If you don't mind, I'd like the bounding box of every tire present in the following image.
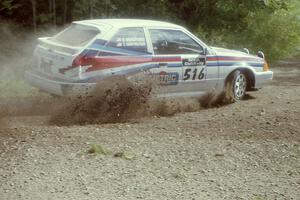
[225,70,247,102]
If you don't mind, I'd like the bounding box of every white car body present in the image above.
[25,19,273,98]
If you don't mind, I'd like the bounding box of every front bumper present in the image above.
[24,70,96,96]
[254,71,273,89]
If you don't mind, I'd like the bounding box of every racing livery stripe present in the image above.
[152,56,181,62]
[61,54,263,74]
[207,56,264,62]
[215,62,263,67]
[60,55,182,74]
[85,56,181,72]
[76,63,158,83]
[206,56,264,68]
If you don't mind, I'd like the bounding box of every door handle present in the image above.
[158,63,168,67]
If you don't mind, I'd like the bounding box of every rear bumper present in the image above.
[24,70,96,96]
[254,71,273,89]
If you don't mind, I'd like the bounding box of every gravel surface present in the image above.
[0,66,299,200]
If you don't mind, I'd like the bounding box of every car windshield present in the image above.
[50,24,100,47]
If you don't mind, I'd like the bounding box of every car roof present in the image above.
[75,19,183,29]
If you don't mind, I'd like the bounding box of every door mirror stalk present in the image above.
[202,47,208,56]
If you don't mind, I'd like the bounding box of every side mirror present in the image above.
[201,47,208,56]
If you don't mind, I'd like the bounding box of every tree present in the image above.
[29,0,37,33]
[0,0,20,15]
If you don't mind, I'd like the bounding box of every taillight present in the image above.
[72,50,98,67]
[72,56,83,67]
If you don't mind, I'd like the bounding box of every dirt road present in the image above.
[0,66,299,200]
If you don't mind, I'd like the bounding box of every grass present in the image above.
[87,144,108,155]
[86,144,135,160]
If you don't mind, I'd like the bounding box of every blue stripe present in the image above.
[217,62,263,68]
[207,62,218,67]
[248,63,264,68]
[166,61,263,68]
[89,43,151,56]
[167,63,182,68]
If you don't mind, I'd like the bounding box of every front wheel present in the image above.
[225,70,247,102]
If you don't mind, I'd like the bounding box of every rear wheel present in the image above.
[225,70,247,102]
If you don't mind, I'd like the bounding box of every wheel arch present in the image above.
[224,66,256,91]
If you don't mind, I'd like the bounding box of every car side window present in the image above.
[149,29,204,55]
[106,28,148,54]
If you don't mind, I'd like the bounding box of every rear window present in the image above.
[107,28,148,54]
[50,24,100,46]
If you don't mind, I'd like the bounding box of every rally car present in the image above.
[25,19,273,100]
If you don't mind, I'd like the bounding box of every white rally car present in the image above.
[25,19,273,100]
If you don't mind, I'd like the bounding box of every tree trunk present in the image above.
[48,0,52,23]
[53,0,56,27]
[90,0,94,19]
[30,0,37,33]
[63,0,68,24]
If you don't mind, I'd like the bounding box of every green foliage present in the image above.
[193,0,300,63]
[87,144,108,155]
[72,0,172,20]
[86,145,135,160]
[242,10,300,62]
[38,13,52,23]
[0,0,20,15]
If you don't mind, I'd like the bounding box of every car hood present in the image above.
[210,46,263,61]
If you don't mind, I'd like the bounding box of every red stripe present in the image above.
[86,56,151,72]
[207,57,218,61]
[85,56,181,72]
[61,55,261,74]
[152,56,181,62]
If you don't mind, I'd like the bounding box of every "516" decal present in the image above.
[183,68,205,80]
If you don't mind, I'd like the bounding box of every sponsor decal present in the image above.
[143,69,154,75]
[158,71,179,85]
[182,57,206,66]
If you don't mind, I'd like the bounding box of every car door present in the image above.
[147,28,207,97]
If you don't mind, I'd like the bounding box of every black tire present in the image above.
[224,70,247,102]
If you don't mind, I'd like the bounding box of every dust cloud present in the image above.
[0,21,56,128]
[0,22,35,74]
[0,21,60,99]
[49,76,229,125]
[49,76,152,125]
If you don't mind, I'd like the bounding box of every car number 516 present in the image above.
[183,68,205,80]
